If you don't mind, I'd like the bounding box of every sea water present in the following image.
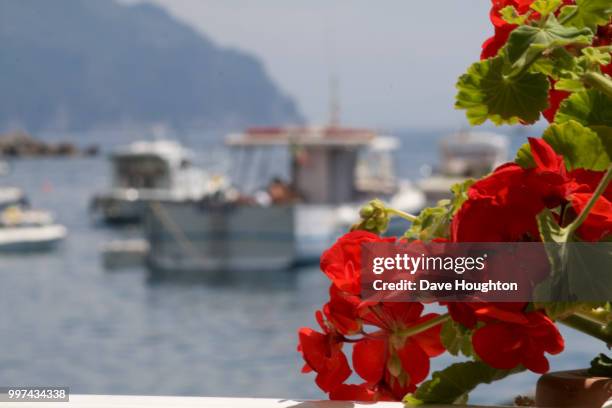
[0,129,607,404]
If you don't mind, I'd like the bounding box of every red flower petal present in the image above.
[528,137,564,173]
[397,340,430,385]
[315,351,352,393]
[569,192,612,241]
[352,338,387,383]
[410,314,445,357]
[329,383,377,401]
[472,323,522,370]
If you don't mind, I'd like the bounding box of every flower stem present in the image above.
[398,313,450,338]
[561,313,612,345]
[567,164,612,236]
[387,208,417,222]
[558,6,578,25]
[583,72,612,99]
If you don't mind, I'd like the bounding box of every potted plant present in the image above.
[297,0,612,406]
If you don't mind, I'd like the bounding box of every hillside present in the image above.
[0,0,303,132]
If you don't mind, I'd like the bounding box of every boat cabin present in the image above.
[110,140,192,191]
[438,131,508,178]
[225,126,398,205]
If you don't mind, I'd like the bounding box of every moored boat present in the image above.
[0,206,66,252]
[418,131,509,206]
[143,126,425,277]
[91,139,221,224]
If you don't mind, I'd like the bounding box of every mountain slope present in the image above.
[0,0,302,132]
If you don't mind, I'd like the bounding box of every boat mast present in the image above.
[328,75,340,126]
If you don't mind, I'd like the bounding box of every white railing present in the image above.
[1,394,511,407]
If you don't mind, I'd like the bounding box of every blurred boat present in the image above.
[143,126,425,276]
[0,161,9,176]
[101,239,149,270]
[91,140,221,224]
[0,186,28,210]
[0,205,66,252]
[417,131,509,206]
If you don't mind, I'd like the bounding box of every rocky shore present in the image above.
[0,131,99,158]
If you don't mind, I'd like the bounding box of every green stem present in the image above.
[558,6,578,25]
[567,165,612,236]
[583,72,612,99]
[398,313,450,338]
[506,50,544,80]
[580,308,611,324]
[387,208,417,222]
[561,313,612,344]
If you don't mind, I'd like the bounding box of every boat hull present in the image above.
[143,202,341,277]
[0,225,67,252]
[91,190,198,224]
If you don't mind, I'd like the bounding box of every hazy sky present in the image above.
[135,1,493,129]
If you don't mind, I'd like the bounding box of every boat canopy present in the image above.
[225,126,377,147]
[111,140,192,169]
[110,140,193,190]
[438,131,508,177]
[227,126,399,204]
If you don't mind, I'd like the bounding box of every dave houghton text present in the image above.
[370,254,518,294]
[371,279,519,293]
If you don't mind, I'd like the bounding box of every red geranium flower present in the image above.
[542,81,571,122]
[452,138,612,242]
[472,310,564,373]
[297,311,351,392]
[329,383,395,402]
[323,285,362,335]
[445,302,529,329]
[334,302,444,401]
[320,230,395,295]
[480,0,536,59]
[594,22,612,76]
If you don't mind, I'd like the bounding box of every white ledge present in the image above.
[0,394,511,408]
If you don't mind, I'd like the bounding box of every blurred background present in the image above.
[0,0,607,405]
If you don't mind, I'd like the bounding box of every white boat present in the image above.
[418,131,509,206]
[91,140,221,224]
[143,126,425,277]
[0,206,66,252]
[0,186,28,210]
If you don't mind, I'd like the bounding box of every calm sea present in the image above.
[0,129,606,404]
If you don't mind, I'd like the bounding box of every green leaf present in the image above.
[449,179,474,215]
[555,90,612,158]
[404,180,474,241]
[455,55,550,125]
[556,89,612,135]
[440,319,474,357]
[500,5,529,24]
[558,0,612,31]
[515,142,536,168]
[405,361,524,405]
[505,14,592,77]
[581,47,612,68]
[530,47,576,79]
[538,207,570,243]
[543,121,610,170]
[515,121,610,170]
[531,0,563,16]
[404,206,450,241]
[535,208,612,303]
[555,78,586,92]
[588,353,612,377]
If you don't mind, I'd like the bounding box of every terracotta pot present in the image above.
[536,369,612,408]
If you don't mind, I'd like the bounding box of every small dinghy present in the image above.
[0,206,67,252]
